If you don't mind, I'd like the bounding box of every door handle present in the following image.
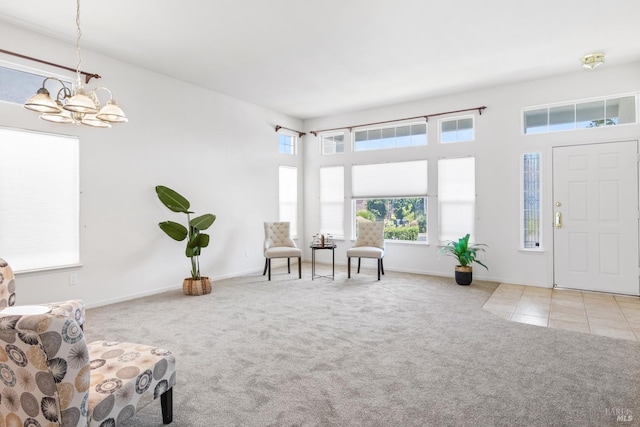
[555,211,562,228]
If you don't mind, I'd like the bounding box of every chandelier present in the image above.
[23,0,127,128]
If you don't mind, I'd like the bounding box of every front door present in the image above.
[552,141,639,295]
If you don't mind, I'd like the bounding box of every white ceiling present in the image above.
[1,0,639,120]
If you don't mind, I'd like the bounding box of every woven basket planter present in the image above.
[454,266,473,286]
[182,277,212,296]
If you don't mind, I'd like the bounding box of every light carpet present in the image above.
[83,266,640,426]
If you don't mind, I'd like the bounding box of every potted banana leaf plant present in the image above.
[439,234,488,285]
[156,185,216,295]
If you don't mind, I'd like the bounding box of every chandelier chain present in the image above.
[75,0,83,87]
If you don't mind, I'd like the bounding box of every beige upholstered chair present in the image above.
[263,222,302,280]
[0,312,176,426]
[347,221,386,280]
[0,257,86,328]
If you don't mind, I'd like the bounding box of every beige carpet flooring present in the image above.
[83,265,640,426]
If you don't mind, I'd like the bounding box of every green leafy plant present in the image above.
[156,185,216,280]
[439,233,488,269]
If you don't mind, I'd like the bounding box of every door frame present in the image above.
[550,139,640,295]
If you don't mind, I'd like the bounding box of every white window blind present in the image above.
[352,160,428,198]
[278,166,298,237]
[438,157,475,243]
[320,166,344,238]
[0,128,79,272]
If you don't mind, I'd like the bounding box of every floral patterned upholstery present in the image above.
[0,258,16,308]
[263,222,302,280]
[0,312,175,426]
[0,258,86,328]
[47,300,86,329]
[347,221,386,280]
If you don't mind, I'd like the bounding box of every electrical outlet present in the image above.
[69,273,78,286]
[244,249,249,258]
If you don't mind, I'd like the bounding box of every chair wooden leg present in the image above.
[288,258,291,274]
[298,257,301,278]
[263,258,268,276]
[357,258,361,273]
[348,257,351,278]
[381,259,385,275]
[161,388,173,424]
[377,259,381,280]
[268,259,271,281]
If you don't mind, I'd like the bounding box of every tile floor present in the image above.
[483,283,640,342]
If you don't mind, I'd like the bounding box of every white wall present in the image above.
[2,22,639,304]
[303,61,640,287]
[0,23,303,307]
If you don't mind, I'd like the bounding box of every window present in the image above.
[320,166,344,238]
[354,122,427,151]
[440,116,474,143]
[0,127,79,272]
[0,65,71,105]
[352,161,428,242]
[278,132,297,155]
[523,95,637,134]
[522,153,541,249]
[321,133,345,155]
[438,157,475,243]
[278,166,298,237]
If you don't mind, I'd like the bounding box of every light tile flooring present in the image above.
[483,283,640,342]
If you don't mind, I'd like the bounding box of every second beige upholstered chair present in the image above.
[263,222,302,280]
[347,221,385,280]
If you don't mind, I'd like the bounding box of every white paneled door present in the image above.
[553,141,639,295]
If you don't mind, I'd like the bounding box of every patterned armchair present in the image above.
[263,222,302,280]
[0,312,176,426]
[0,258,86,328]
[347,221,386,280]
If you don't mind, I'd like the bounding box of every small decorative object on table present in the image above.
[310,233,337,280]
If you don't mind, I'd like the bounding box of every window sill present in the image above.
[14,263,83,276]
[518,248,545,253]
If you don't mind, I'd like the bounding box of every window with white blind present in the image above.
[278,166,298,237]
[0,127,79,272]
[320,166,344,238]
[522,152,542,249]
[352,161,428,242]
[438,157,475,243]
